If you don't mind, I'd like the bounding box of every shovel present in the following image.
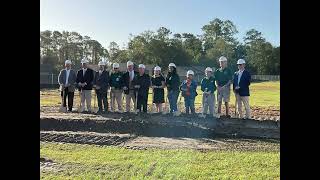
[77,89,83,113]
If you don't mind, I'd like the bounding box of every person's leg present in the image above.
[224,87,231,116]
[80,90,86,111]
[158,103,162,112]
[143,95,148,113]
[125,93,131,112]
[102,91,108,112]
[212,93,216,116]
[136,94,142,112]
[208,94,214,115]
[236,93,243,118]
[110,90,115,112]
[190,97,195,114]
[202,94,208,114]
[115,90,123,112]
[168,91,173,113]
[217,90,222,114]
[68,90,74,111]
[86,90,92,112]
[96,90,102,112]
[241,96,250,119]
[61,89,67,107]
[173,91,179,112]
[185,97,189,114]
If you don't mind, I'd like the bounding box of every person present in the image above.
[200,67,217,118]
[109,63,124,112]
[93,60,110,114]
[122,61,138,112]
[76,58,94,112]
[214,56,233,118]
[133,64,151,113]
[233,59,251,119]
[165,63,180,115]
[180,70,198,114]
[151,66,165,113]
[58,60,77,112]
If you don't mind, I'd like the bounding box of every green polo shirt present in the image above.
[214,67,232,86]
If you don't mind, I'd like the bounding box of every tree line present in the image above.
[40,18,279,75]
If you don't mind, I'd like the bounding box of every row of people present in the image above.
[58,56,251,118]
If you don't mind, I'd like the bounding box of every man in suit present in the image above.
[233,59,251,119]
[134,64,151,113]
[76,58,94,112]
[122,61,138,112]
[58,60,77,112]
[93,60,110,114]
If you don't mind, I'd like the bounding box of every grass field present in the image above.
[41,142,280,179]
[40,81,280,109]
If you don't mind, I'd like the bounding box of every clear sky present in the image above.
[40,0,280,49]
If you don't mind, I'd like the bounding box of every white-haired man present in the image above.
[109,63,124,112]
[133,64,151,113]
[93,60,110,114]
[122,61,138,112]
[200,67,217,117]
[76,58,94,112]
[233,59,251,119]
[214,56,233,118]
[58,60,77,112]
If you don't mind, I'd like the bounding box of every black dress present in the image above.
[151,75,165,103]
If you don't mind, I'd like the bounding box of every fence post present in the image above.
[51,74,54,85]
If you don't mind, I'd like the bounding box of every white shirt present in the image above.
[99,70,103,75]
[82,68,87,76]
[237,69,244,85]
[65,69,70,85]
[129,70,134,81]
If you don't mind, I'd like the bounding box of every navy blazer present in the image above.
[94,70,110,92]
[233,69,251,96]
[76,68,94,90]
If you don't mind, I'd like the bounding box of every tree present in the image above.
[201,18,238,50]
[244,29,266,45]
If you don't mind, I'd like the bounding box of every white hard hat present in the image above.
[205,67,213,72]
[81,58,89,64]
[127,61,134,66]
[168,63,176,68]
[113,63,120,68]
[237,59,246,65]
[98,61,105,66]
[219,56,227,62]
[138,64,145,69]
[154,66,161,71]
[186,70,194,76]
[65,60,72,65]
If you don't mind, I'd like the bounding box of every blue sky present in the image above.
[40,0,280,49]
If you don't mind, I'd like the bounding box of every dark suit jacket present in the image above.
[76,68,94,90]
[94,70,110,93]
[233,69,251,96]
[133,73,151,98]
[122,70,138,94]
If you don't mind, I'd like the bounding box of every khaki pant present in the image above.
[235,93,250,118]
[202,93,216,116]
[110,89,123,112]
[125,91,136,112]
[80,90,92,111]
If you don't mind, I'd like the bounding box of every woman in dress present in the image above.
[151,66,165,113]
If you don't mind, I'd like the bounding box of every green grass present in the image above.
[41,81,280,109]
[41,142,280,179]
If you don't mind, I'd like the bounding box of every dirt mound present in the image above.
[40,112,279,139]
